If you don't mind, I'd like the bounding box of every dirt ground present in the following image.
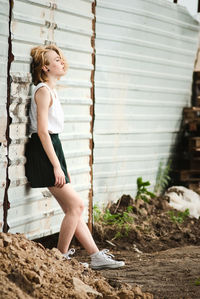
[1,193,200,298]
[78,194,200,298]
[0,232,153,299]
[77,245,200,299]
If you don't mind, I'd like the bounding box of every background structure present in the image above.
[0,0,199,239]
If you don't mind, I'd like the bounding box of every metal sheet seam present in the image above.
[95,81,191,95]
[145,0,197,17]
[100,84,192,96]
[19,0,51,8]
[57,4,93,19]
[94,153,174,162]
[96,16,197,43]
[60,98,92,105]
[58,41,93,54]
[3,0,13,233]
[95,49,192,69]
[96,33,196,56]
[145,0,188,12]
[60,133,91,140]
[97,1,199,31]
[95,140,177,147]
[94,129,182,134]
[96,66,191,81]
[95,114,182,121]
[95,98,189,107]
[88,0,96,231]
[82,0,94,3]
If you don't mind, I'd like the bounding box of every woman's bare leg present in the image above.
[74,217,98,254]
[48,183,98,255]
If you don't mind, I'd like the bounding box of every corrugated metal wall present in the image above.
[6,0,94,239]
[0,0,9,230]
[52,0,94,225]
[93,0,200,206]
[2,0,200,236]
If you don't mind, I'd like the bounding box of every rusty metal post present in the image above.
[174,0,178,3]
[198,0,200,12]
[88,0,96,232]
[3,0,14,232]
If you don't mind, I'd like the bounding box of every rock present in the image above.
[140,208,148,217]
[0,238,4,247]
[170,233,182,241]
[133,244,143,254]
[25,270,41,284]
[143,293,154,299]
[117,289,135,298]
[135,199,145,210]
[132,286,143,296]
[36,242,45,250]
[72,277,103,297]
[103,295,119,299]
[146,204,153,215]
[1,233,12,246]
[156,200,169,211]
[51,248,64,260]
[187,233,196,241]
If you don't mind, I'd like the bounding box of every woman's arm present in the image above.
[35,87,66,188]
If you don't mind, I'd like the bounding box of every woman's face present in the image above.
[44,50,65,78]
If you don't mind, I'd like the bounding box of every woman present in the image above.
[25,44,125,270]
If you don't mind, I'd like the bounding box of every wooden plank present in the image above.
[180,170,200,182]
[189,137,200,150]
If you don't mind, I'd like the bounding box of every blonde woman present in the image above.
[25,44,125,270]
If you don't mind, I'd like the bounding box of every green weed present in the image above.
[154,160,171,195]
[93,205,134,239]
[168,209,190,224]
[194,278,200,286]
[136,177,155,203]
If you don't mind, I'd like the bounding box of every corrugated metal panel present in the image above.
[7,0,94,239]
[53,0,94,223]
[8,0,53,239]
[93,0,200,207]
[0,0,9,231]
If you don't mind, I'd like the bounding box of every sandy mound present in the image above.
[0,232,153,299]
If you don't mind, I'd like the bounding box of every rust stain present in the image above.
[3,0,14,233]
[88,0,96,233]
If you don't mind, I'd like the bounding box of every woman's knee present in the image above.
[78,200,85,215]
[48,185,84,216]
[70,197,84,216]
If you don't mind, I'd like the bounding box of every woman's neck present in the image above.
[45,77,57,90]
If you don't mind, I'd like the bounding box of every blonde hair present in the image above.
[30,44,68,85]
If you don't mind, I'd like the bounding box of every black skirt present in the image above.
[25,133,70,188]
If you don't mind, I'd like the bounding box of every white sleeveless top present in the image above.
[29,82,64,135]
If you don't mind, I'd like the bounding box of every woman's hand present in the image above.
[54,166,66,188]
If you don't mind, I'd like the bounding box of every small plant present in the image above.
[136,177,155,203]
[93,204,102,222]
[154,160,171,195]
[168,208,190,224]
[194,278,200,286]
[93,204,134,239]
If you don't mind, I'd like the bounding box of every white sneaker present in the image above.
[63,248,89,268]
[90,249,125,270]
[63,248,76,260]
